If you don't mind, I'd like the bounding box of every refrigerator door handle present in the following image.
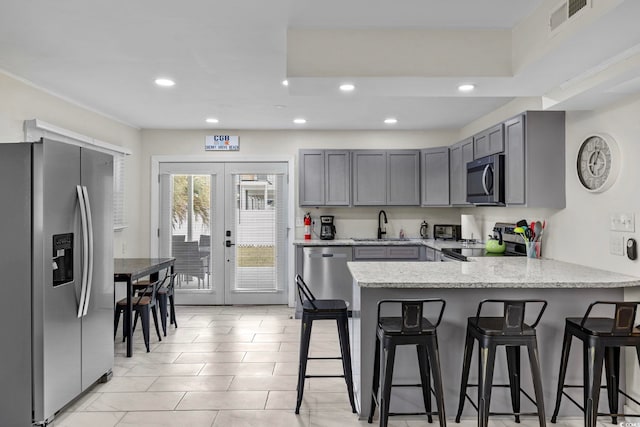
[81,186,94,317]
[76,185,89,318]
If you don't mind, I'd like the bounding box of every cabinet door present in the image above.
[299,150,325,206]
[421,147,450,206]
[387,246,420,259]
[449,138,473,206]
[505,115,525,205]
[387,150,420,205]
[461,138,474,204]
[352,151,387,205]
[474,123,504,159]
[325,150,351,206]
[353,246,387,259]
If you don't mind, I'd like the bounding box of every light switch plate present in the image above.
[610,233,624,256]
[295,217,304,227]
[610,212,635,232]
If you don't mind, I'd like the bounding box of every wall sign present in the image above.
[205,135,239,151]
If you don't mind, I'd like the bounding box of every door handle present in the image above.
[481,164,493,195]
[226,240,235,247]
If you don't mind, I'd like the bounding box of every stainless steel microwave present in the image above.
[466,154,505,205]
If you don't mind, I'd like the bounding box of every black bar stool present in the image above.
[294,274,356,414]
[367,299,447,427]
[550,301,640,427]
[455,299,547,427]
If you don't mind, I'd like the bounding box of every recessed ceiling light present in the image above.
[154,78,175,87]
[384,118,398,124]
[293,118,307,124]
[282,79,289,86]
[339,83,355,92]
[205,118,219,124]
[458,84,475,92]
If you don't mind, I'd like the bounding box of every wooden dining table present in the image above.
[114,257,175,357]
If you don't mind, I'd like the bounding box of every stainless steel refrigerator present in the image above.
[0,139,114,426]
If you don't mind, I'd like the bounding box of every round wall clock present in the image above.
[576,134,620,193]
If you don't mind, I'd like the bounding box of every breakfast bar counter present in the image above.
[347,258,640,420]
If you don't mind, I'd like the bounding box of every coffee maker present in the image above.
[320,216,336,240]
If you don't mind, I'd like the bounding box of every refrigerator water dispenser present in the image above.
[52,233,73,286]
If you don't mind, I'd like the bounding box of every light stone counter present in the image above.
[293,238,486,250]
[347,257,640,421]
[348,257,640,289]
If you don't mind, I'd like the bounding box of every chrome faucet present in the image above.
[377,210,388,239]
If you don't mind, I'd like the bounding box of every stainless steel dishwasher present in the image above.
[302,246,353,305]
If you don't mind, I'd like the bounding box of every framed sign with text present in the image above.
[205,135,239,151]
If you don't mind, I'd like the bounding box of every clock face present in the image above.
[576,135,618,192]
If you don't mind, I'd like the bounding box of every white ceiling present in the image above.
[1,0,640,130]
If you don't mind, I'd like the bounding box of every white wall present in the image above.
[0,71,144,257]
[140,128,463,251]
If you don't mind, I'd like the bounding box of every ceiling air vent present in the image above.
[549,0,590,33]
[568,0,588,18]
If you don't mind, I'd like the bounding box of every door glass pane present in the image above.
[230,173,285,292]
[170,174,211,290]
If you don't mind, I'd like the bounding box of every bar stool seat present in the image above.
[368,299,447,427]
[551,301,640,427]
[455,299,548,427]
[294,275,356,415]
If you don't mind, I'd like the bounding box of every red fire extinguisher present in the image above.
[304,213,312,240]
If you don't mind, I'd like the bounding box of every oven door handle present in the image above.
[481,164,492,195]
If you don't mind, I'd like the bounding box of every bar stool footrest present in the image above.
[304,374,345,379]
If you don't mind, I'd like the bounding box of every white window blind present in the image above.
[231,173,286,292]
[113,154,127,230]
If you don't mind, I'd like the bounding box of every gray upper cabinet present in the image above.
[299,149,350,206]
[474,123,504,159]
[298,150,324,206]
[449,138,474,206]
[504,111,565,208]
[352,150,387,205]
[387,150,420,205]
[421,147,450,206]
[353,150,420,206]
[325,150,351,205]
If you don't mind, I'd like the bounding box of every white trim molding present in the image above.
[24,119,132,156]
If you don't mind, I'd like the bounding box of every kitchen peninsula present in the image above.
[347,258,640,420]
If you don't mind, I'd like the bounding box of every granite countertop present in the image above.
[347,257,640,289]
[293,238,486,250]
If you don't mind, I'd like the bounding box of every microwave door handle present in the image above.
[481,164,491,195]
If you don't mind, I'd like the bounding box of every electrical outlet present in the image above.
[609,233,624,256]
[295,217,304,227]
[610,212,635,232]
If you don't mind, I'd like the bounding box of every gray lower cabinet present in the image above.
[353,245,421,260]
[449,138,474,206]
[299,149,350,206]
[353,150,420,206]
[421,147,449,206]
[504,111,565,208]
[474,123,504,159]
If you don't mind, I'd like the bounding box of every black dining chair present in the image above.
[114,278,163,352]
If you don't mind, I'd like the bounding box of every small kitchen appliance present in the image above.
[320,215,336,240]
[433,224,462,241]
[466,154,505,205]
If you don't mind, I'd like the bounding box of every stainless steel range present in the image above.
[441,222,526,261]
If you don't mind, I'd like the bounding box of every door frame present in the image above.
[150,155,296,307]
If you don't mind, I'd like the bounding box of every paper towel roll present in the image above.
[461,214,481,241]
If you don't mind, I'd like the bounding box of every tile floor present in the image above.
[52,305,629,427]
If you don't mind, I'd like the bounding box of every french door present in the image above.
[158,162,288,305]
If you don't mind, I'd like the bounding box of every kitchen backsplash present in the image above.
[296,206,464,240]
